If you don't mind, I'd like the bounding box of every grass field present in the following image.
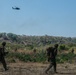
[0,44,76,75]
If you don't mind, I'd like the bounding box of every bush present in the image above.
[59,44,69,50]
[6,50,47,62]
[57,53,76,63]
[6,50,76,63]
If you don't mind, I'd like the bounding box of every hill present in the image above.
[0,33,76,46]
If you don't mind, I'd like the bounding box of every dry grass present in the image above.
[0,62,76,75]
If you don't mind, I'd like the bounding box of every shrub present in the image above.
[57,53,76,63]
[6,50,76,63]
[59,44,69,50]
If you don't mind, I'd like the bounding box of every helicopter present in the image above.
[12,7,20,10]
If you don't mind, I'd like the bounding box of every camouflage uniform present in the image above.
[0,42,8,71]
[45,44,58,73]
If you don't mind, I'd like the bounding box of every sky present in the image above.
[0,0,76,37]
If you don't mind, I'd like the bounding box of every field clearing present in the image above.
[0,63,76,75]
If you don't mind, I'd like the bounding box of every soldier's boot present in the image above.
[45,64,53,74]
[53,62,57,73]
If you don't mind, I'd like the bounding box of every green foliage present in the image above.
[7,33,18,42]
[26,45,34,50]
[57,53,76,63]
[1,32,76,64]
[1,32,76,46]
[59,45,65,50]
[59,44,69,50]
[32,51,46,62]
[6,43,25,51]
[6,50,76,63]
[6,50,47,63]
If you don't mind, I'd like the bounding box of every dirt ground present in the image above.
[0,62,76,75]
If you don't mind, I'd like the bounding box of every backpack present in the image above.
[46,47,53,56]
[0,47,3,56]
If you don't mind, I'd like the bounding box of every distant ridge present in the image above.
[0,32,76,46]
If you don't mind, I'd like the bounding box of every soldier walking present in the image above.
[0,42,8,71]
[45,44,59,74]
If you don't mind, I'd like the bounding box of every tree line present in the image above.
[0,33,76,46]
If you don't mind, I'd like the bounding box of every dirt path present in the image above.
[0,63,76,75]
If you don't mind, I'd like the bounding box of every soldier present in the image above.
[0,42,8,71]
[71,48,74,54]
[45,44,59,74]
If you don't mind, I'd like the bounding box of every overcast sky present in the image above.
[0,0,76,37]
